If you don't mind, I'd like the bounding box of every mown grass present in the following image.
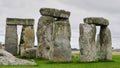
[0,55,120,68]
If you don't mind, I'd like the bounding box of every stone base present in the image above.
[21,48,37,58]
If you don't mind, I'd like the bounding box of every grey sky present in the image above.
[0,0,120,49]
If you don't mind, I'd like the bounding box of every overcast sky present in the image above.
[0,0,120,49]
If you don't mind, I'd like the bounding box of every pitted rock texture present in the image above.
[5,25,18,55]
[0,49,36,65]
[49,19,71,62]
[37,16,54,59]
[84,17,109,26]
[79,23,96,62]
[5,18,35,55]
[19,26,34,55]
[99,26,112,61]
[40,8,70,18]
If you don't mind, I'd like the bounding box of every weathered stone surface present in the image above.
[19,26,34,55]
[49,19,71,62]
[5,18,35,55]
[5,25,18,55]
[84,17,109,26]
[37,16,54,59]
[79,23,96,62]
[0,49,36,65]
[99,26,112,61]
[21,48,37,58]
[6,18,34,26]
[40,8,70,18]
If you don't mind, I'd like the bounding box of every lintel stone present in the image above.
[6,18,34,26]
[84,17,109,26]
[40,8,70,18]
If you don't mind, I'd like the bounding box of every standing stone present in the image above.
[5,25,18,55]
[37,16,54,59]
[5,18,34,55]
[20,26,34,55]
[99,26,112,61]
[79,23,96,62]
[49,19,71,62]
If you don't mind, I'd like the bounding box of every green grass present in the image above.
[0,55,120,68]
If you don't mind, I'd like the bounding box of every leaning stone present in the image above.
[84,17,109,26]
[49,19,71,62]
[37,16,54,59]
[79,23,96,62]
[40,8,70,18]
[19,26,34,55]
[99,26,112,61]
[21,48,37,58]
[0,49,36,65]
[5,25,18,55]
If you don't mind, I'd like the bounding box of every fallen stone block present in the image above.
[0,49,36,65]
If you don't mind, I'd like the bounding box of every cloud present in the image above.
[112,38,120,49]
[59,0,120,14]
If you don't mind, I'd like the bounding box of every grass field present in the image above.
[0,54,120,68]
